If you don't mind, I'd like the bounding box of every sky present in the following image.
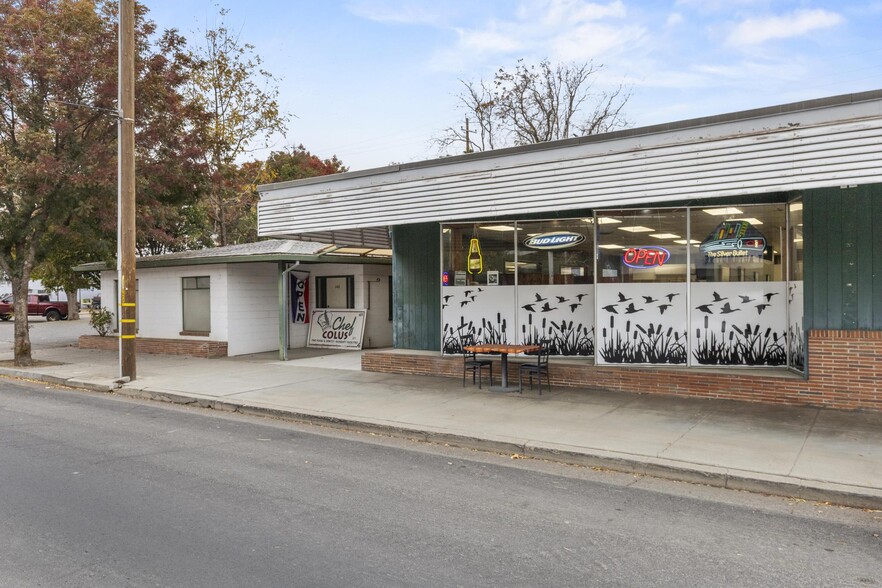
[143,0,882,171]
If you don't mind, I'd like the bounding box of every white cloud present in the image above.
[429,0,643,71]
[455,25,524,54]
[666,12,684,27]
[346,1,443,26]
[727,9,844,46]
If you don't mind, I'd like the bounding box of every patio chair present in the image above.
[519,339,550,395]
[461,334,493,388]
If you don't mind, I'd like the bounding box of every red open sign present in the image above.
[622,247,670,269]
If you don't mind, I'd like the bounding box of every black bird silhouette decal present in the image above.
[534,293,547,302]
[764,292,779,302]
[642,295,658,303]
[665,293,680,302]
[521,303,536,312]
[442,304,447,309]
[696,304,714,314]
[738,295,755,303]
[602,304,618,314]
[624,303,643,314]
[755,303,771,314]
[617,292,631,302]
[569,303,581,313]
[720,302,740,314]
[460,300,471,307]
[469,295,476,301]
[658,303,671,314]
[443,295,453,302]
[712,291,727,302]
[540,302,557,312]
[575,293,589,301]
[477,288,484,292]
[464,290,473,298]
[556,296,569,303]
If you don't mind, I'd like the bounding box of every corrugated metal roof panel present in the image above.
[258,108,882,237]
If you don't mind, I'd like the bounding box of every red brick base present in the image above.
[79,335,228,358]
[362,330,882,411]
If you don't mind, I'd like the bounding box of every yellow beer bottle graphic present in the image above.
[467,238,483,274]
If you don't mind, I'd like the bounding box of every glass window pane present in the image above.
[691,204,785,283]
[690,204,788,366]
[788,200,804,371]
[517,219,594,285]
[196,276,211,289]
[441,223,515,351]
[182,277,210,332]
[596,209,688,283]
[442,223,517,287]
[595,209,688,365]
[516,219,595,355]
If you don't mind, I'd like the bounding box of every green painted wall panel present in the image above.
[804,184,882,330]
[392,223,440,350]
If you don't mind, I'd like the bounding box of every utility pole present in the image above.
[118,0,137,380]
[464,117,473,154]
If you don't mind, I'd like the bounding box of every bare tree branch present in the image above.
[434,59,631,156]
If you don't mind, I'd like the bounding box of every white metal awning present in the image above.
[258,91,882,238]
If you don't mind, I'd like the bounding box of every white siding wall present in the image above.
[98,261,391,354]
[226,263,280,356]
[100,266,230,343]
[287,263,392,349]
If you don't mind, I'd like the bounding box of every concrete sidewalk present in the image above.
[2,345,881,509]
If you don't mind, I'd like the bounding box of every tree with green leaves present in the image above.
[187,8,289,246]
[0,0,207,365]
[228,146,347,243]
[435,59,631,154]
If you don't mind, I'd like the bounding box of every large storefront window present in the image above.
[517,219,595,355]
[440,204,801,369]
[595,209,689,364]
[441,224,516,352]
[690,204,788,366]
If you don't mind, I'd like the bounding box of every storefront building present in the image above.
[258,91,882,410]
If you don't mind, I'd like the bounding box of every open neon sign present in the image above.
[622,246,670,269]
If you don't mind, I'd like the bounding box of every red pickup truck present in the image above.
[0,294,71,321]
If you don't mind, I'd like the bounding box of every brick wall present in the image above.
[362,330,882,411]
[79,335,228,358]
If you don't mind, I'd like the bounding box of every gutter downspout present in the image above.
[279,261,300,361]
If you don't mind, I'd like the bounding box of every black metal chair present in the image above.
[519,339,550,395]
[461,335,493,388]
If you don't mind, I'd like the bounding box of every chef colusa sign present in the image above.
[307,309,367,349]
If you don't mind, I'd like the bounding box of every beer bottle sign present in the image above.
[467,238,483,274]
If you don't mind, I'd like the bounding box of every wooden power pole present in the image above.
[118,0,137,380]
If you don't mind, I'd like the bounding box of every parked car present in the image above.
[0,293,72,321]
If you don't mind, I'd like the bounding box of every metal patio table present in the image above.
[463,343,541,392]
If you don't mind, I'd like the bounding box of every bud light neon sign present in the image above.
[622,247,670,268]
[523,232,585,250]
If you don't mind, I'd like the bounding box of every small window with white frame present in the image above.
[182,276,210,334]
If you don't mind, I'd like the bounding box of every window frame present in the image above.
[181,275,211,336]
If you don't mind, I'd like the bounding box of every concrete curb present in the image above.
[4,370,882,510]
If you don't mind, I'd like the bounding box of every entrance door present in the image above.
[317,275,354,308]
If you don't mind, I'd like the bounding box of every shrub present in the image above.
[89,308,114,337]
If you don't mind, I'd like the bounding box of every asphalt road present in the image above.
[1,379,880,588]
